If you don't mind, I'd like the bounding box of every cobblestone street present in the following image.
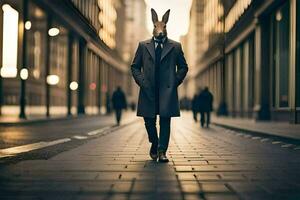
[1,113,299,200]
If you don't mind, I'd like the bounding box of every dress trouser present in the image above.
[200,111,210,127]
[115,109,122,124]
[144,116,171,152]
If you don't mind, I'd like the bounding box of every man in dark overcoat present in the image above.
[198,87,213,128]
[131,9,188,162]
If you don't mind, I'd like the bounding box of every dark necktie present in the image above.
[154,41,162,114]
[155,41,162,63]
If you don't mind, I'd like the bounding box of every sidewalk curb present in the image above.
[213,122,300,145]
[0,114,111,127]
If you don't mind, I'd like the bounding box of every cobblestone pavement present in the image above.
[1,114,300,200]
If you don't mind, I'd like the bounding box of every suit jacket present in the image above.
[131,38,188,117]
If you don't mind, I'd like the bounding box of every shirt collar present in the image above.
[153,37,167,48]
[153,37,167,44]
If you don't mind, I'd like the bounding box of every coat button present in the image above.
[167,85,170,88]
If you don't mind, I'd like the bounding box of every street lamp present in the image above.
[19,0,29,119]
[68,81,78,115]
[19,68,28,119]
[45,74,59,117]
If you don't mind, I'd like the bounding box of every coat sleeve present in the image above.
[131,42,144,87]
[175,43,188,86]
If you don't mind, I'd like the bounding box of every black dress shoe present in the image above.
[158,151,169,162]
[149,143,158,160]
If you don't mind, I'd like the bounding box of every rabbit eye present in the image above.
[154,25,157,28]
[164,25,166,28]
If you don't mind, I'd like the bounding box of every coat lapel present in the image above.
[160,39,174,61]
[145,40,155,61]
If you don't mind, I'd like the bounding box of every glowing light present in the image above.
[225,0,252,32]
[204,0,224,35]
[102,84,107,92]
[47,75,59,85]
[276,10,282,21]
[0,67,17,78]
[89,82,96,90]
[25,21,31,30]
[97,0,117,48]
[100,106,106,114]
[1,4,19,78]
[69,81,78,91]
[33,69,40,79]
[48,27,59,36]
[20,68,28,80]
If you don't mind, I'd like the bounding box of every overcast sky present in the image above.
[144,0,193,41]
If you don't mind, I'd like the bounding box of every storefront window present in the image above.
[71,40,79,114]
[26,2,47,80]
[26,2,47,107]
[85,50,99,114]
[272,2,290,108]
[49,21,68,109]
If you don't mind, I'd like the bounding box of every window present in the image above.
[271,2,290,108]
[26,3,47,80]
[248,34,255,110]
[234,48,242,113]
[225,53,234,112]
[25,2,48,107]
[48,21,68,110]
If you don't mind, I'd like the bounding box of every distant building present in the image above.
[180,0,205,99]
[0,0,130,117]
[194,0,299,123]
[122,0,149,104]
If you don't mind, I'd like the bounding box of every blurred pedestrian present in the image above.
[192,94,198,122]
[198,87,213,128]
[130,102,136,111]
[111,86,127,126]
[180,96,189,110]
[106,92,111,114]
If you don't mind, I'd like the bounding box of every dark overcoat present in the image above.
[198,90,213,112]
[111,89,127,110]
[131,38,188,118]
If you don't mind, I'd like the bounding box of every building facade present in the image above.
[0,0,130,118]
[180,0,205,99]
[122,0,148,105]
[196,0,299,123]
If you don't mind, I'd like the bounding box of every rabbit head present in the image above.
[151,8,170,40]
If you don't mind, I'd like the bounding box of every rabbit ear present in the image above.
[151,8,158,23]
[162,9,170,24]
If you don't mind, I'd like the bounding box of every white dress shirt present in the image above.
[154,37,166,49]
